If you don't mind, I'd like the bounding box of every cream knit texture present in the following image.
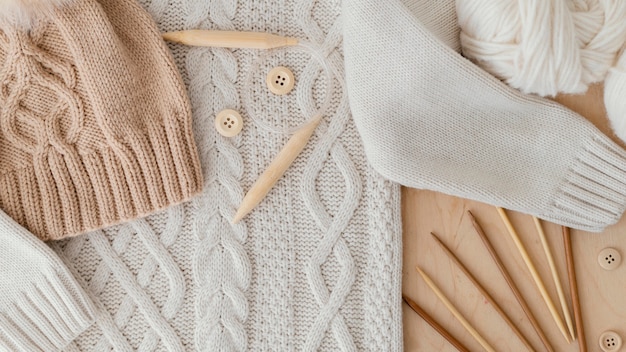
[0,211,96,351]
[7,0,626,351]
[345,0,626,232]
[47,0,404,351]
[456,0,626,97]
[0,0,203,241]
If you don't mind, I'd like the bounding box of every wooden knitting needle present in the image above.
[533,216,576,341]
[416,266,497,352]
[232,115,322,224]
[496,207,571,344]
[162,30,299,49]
[430,232,536,351]
[563,226,587,352]
[468,210,554,352]
[403,295,470,352]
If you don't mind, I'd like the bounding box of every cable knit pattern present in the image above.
[364,176,403,350]
[185,0,252,350]
[8,0,626,349]
[0,22,92,237]
[53,207,189,351]
[50,0,403,350]
[294,2,362,349]
[0,0,203,241]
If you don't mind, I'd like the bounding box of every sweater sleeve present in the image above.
[343,0,626,232]
[0,211,95,351]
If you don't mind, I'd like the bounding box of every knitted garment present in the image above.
[0,0,203,241]
[345,0,626,232]
[0,211,95,351]
[47,0,403,351]
[11,0,626,350]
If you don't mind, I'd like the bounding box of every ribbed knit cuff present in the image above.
[0,272,95,352]
[0,126,203,241]
[547,133,626,232]
[0,210,95,351]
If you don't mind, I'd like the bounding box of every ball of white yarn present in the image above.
[605,51,626,142]
[456,0,626,97]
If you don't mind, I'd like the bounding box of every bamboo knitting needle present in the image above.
[403,295,470,352]
[496,207,571,344]
[416,266,497,352]
[563,226,587,352]
[468,210,554,352]
[430,232,536,352]
[232,115,322,224]
[162,30,299,49]
[533,216,576,341]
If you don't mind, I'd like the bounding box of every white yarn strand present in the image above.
[605,52,626,141]
[457,0,626,97]
[457,0,626,144]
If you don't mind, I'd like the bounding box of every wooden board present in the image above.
[402,84,626,351]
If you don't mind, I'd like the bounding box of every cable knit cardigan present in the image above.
[5,0,626,351]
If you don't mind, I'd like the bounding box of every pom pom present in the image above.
[0,0,75,28]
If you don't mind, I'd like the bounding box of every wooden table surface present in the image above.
[402,84,626,351]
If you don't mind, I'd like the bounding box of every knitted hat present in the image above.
[0,0,203,240]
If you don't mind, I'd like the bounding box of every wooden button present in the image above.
[266,66,295,95]
[599,331,622,352]
[598,248,621,271]
[215,109,243,137]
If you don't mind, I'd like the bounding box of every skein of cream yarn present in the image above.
[457,0,626,141]
[457,0,626,97]
[605,48,626,142]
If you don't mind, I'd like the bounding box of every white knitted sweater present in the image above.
[6,0,626,351]
[52,0,403,351]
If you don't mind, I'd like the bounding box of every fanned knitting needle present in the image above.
[468,211,554,352]
[403,295,470,352]
[232,115,322,224]
[416,266,497,352]
[496,207,571,344]
[533,216,576,341]
[162,30,299,49]
[563,226,587,352]
[430,232,536,352]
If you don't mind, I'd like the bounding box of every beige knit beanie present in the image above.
[0,0,203,240]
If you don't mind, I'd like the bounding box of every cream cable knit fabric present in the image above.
[46,0,403,351]
[11,0,626,350]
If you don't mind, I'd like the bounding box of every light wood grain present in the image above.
[162,30,299,49]
[563,226,587,352]
[417,267,497,352]
[534,217,576,341]
[403,295,471,352]
[469,210,553,352]
[430,231,536,351]
[233,115,321,223]
[403,84,626,351]
[497,207,572,344]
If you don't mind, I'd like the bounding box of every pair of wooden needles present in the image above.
[163,30,320,222]
[405,209,586,352]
